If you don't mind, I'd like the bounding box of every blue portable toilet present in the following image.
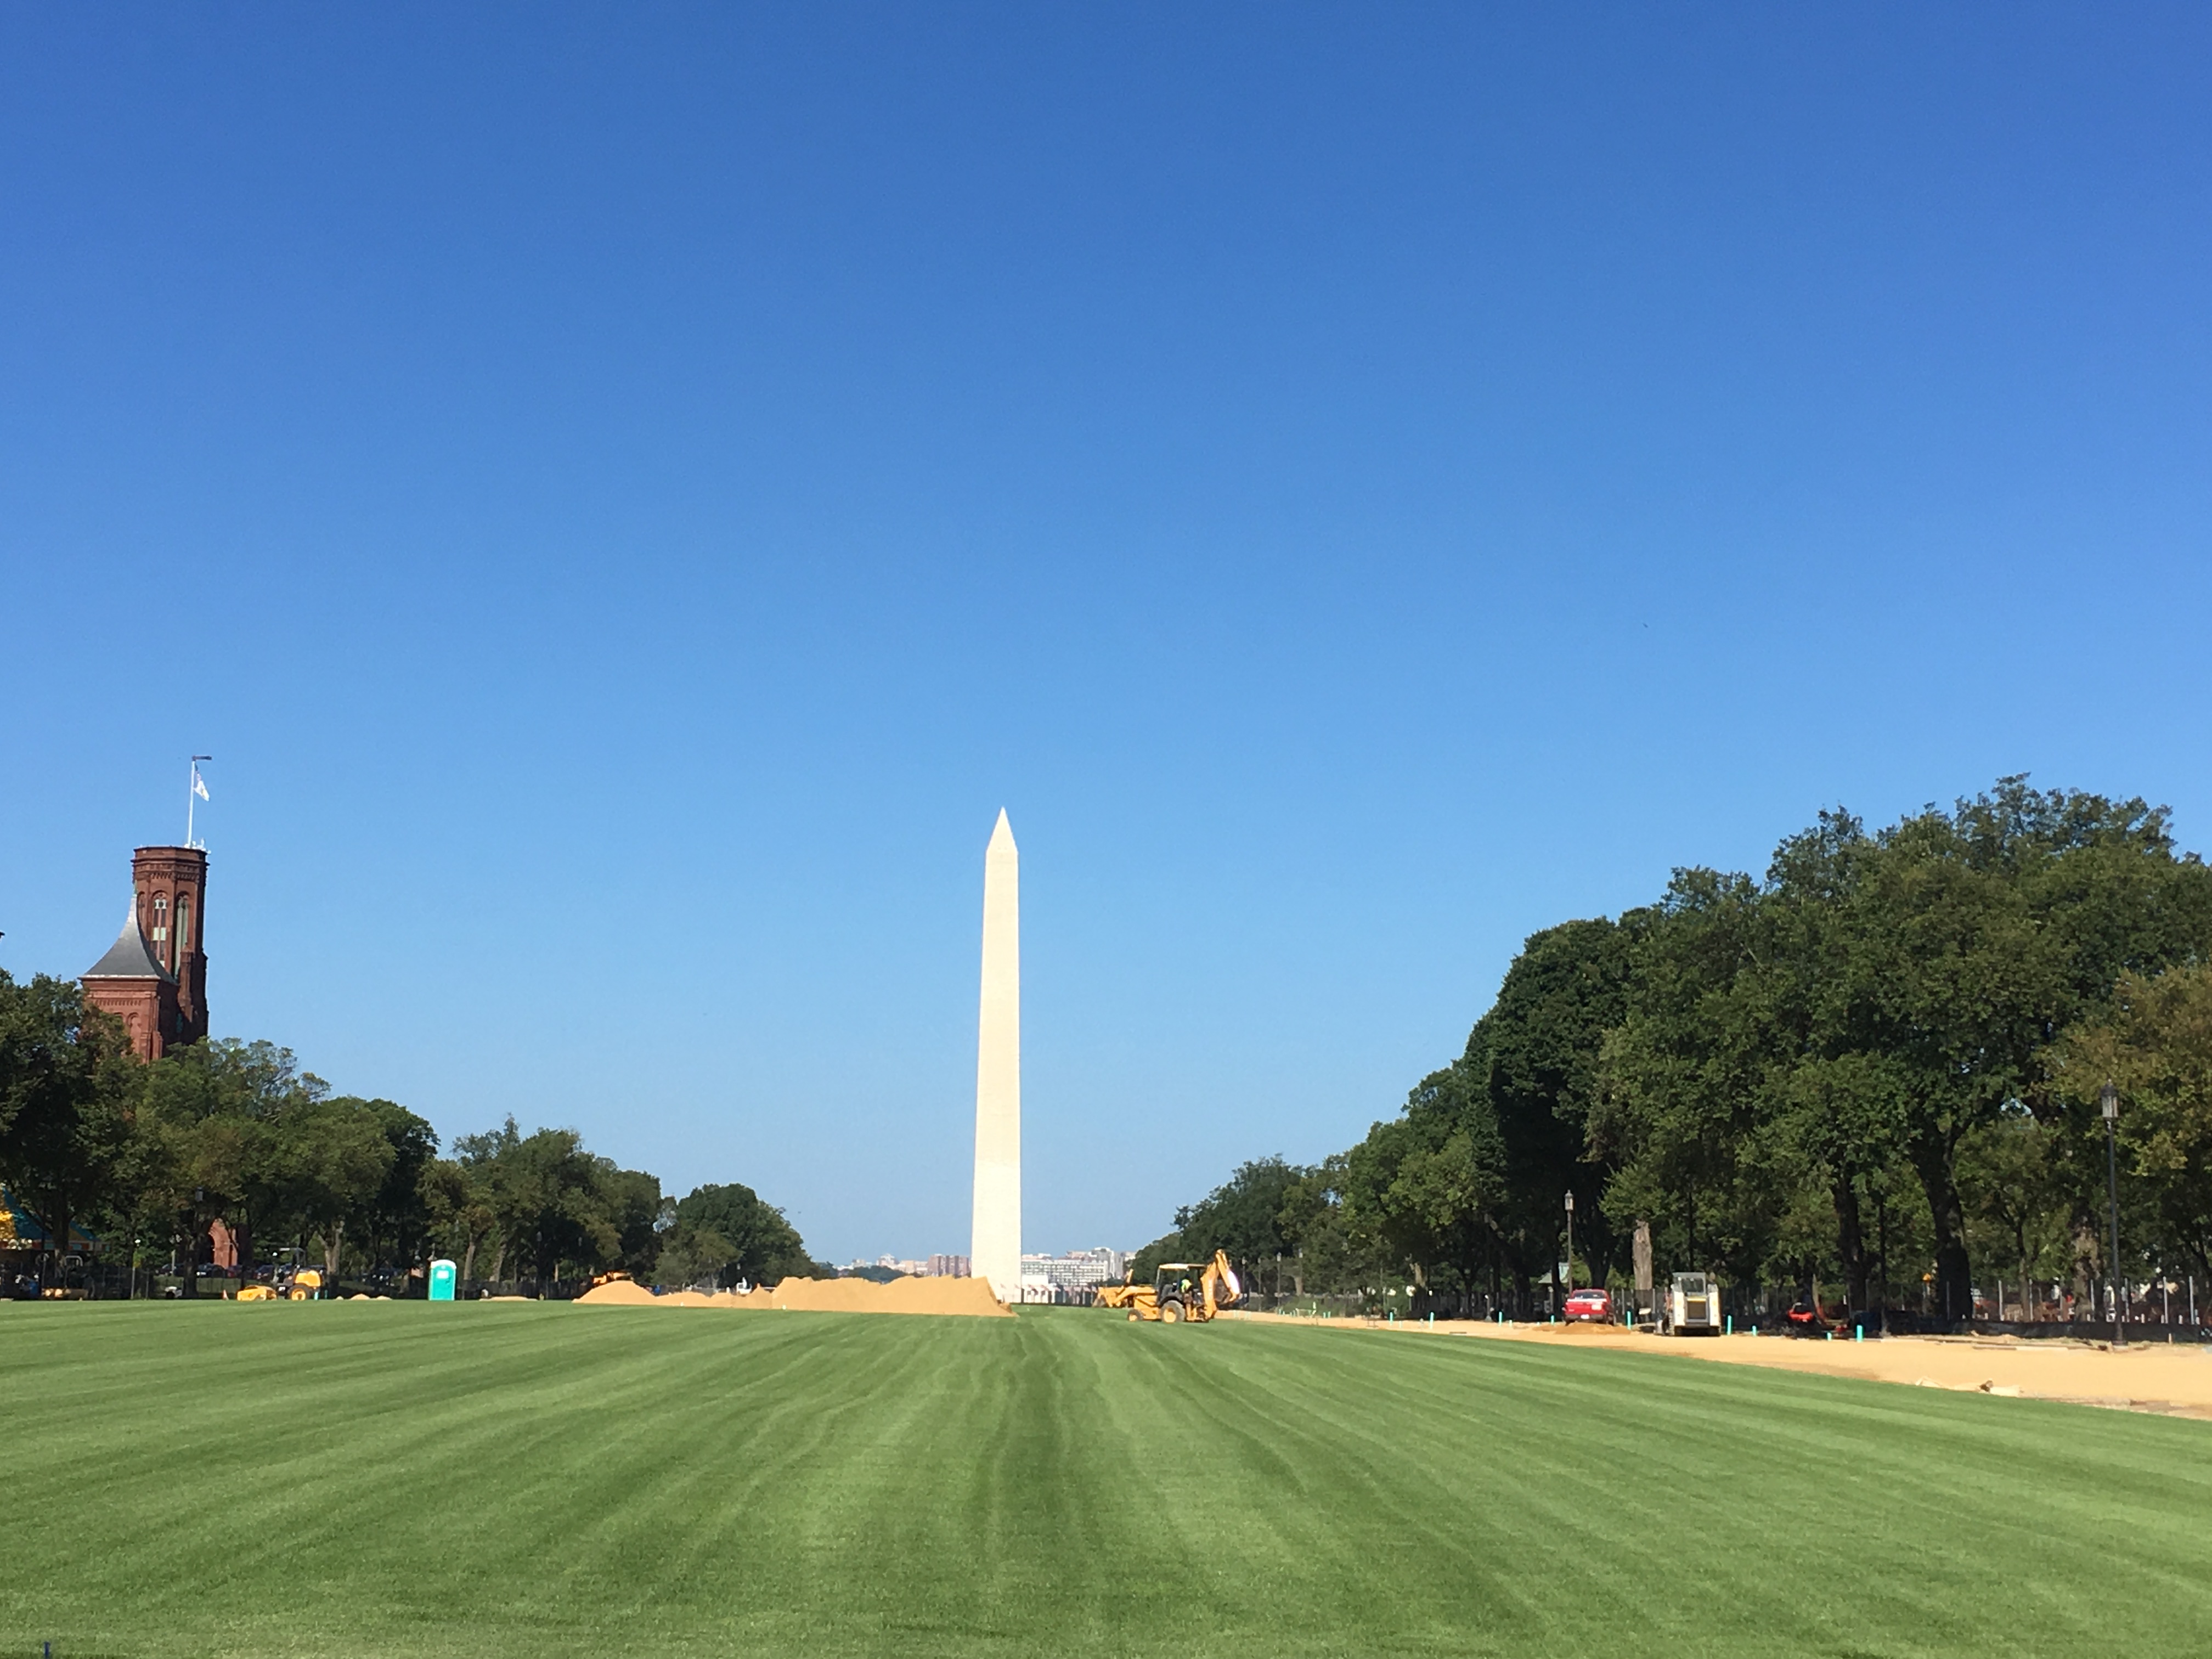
[428,1258,457,1301]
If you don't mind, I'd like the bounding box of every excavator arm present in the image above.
[1200,1251,1243,1318]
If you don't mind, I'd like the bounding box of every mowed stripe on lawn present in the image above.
[2,1303,2207,1658]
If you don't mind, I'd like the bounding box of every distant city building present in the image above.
[926,1254,970,1278]
[1023,1248,1130,1288]
[847,1255,931,1277]
[1017,1248,1132,1304]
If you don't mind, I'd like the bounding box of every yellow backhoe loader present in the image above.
[236,1248,324,1301]
[1101,1250,1243,1323]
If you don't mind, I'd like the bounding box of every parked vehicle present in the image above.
[1784,1298,1833,1338]
[1563,1288,1613,1323]
[1668,1272,1722,1335]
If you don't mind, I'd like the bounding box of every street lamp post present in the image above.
[1564,1190,1575,1299]
[185,1187,205,1301]
[2101,1082,2126,1349]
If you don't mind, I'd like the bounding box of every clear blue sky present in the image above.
[3,7,2208,1264]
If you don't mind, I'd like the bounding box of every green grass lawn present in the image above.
[3,1302,2208,1658]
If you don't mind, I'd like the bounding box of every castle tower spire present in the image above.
[82,891,178,1060]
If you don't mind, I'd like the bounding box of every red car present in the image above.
[1563,1288,1612,1323]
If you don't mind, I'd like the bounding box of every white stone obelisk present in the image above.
[969,809,1021,1303]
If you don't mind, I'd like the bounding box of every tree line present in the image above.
[0,980,819,1294]
[1141,780,2212,1325]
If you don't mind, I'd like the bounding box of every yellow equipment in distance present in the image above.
[1099,1250,1243,1323]
[236,1248,323,1301]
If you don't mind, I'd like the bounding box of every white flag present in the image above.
[192,771,210,801]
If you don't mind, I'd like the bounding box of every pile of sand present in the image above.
[573,1274,1009,1317]
[575,1278,660,1305]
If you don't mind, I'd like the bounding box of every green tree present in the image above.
[1839,782,2212,1317]
[1759,814,1908,1311]
[140,1038,330,1283]
[2054,964,2212,1285]
[1594,871,1779,1292]
[1955,1108,2070,1313]
[597,1164,667,1278]
[1272,1164,1353,1296]
[455,1119,617,1284]
[419,1155,495,1283]
[1596,783,2212,1321]
[1465,916,1640,1309]
[665,1181,812,1286]
[280,1098,399,1283]
[651,1226,734,1290]
[1170,1157,1309,1293]
[0,973,140,1282]
[1134,780,2212,1331]
[350,1099,438,1278]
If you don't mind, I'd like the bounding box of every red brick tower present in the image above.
[131,846,209,1043]
[80,847,209,1061]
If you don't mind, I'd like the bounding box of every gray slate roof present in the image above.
[83,898,173,981]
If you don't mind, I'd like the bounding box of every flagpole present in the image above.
[187,755,211,848]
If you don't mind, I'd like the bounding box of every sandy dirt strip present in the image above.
[1227,1311,2212,1420]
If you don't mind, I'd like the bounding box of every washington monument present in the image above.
[969,809,1021,1302]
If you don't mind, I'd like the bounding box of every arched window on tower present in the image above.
[152,895,170,969]
[176,897,193,962]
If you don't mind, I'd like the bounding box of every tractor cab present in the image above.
[1154,1264,1199,1322]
